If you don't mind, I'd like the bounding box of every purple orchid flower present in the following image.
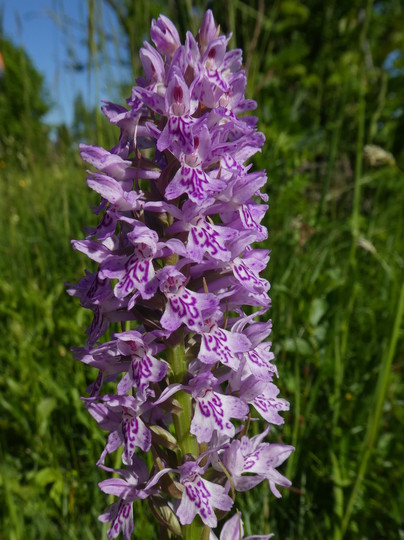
[86,394,152,464]
[209,512,273,540]
[189,373,249,443]
[99,459,171,539]
[158,266,219,333]
[177,461,233,528]
[68,9,293,539]
[221,429,294,497]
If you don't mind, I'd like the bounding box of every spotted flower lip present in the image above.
[189,376,250,443]
[220,430,294,497]
[69,9,292,539]
[86,394,152,464]
[177,461,233,528]
[158,266,219,332]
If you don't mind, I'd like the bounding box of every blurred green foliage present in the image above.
[0,34,50,168]
[0,1,403,539]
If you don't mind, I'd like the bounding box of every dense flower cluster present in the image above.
[68,10,293,539]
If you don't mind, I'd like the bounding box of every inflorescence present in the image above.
[68,10,293,539]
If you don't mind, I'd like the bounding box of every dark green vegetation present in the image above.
[1,1,403,538]
[0,34,49,169]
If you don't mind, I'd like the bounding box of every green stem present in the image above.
[284,348,300,488]
[351,81,365,244]
[166,339,205,540]
[341,282,404,537]
[317,81,348,222]
[331,451,343,540]
[166,339,198,457]
[350,0,374,264]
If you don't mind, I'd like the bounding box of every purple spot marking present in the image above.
[198,392,225,429]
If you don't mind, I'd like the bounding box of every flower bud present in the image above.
[150,14,181,56]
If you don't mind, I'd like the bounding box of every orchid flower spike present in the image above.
[68,9,293,540]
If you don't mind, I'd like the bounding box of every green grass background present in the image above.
[0,1,404,538]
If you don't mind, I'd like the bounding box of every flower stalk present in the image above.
[166,341,199,459]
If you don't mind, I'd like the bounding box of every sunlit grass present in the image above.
[1,143,403,538]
